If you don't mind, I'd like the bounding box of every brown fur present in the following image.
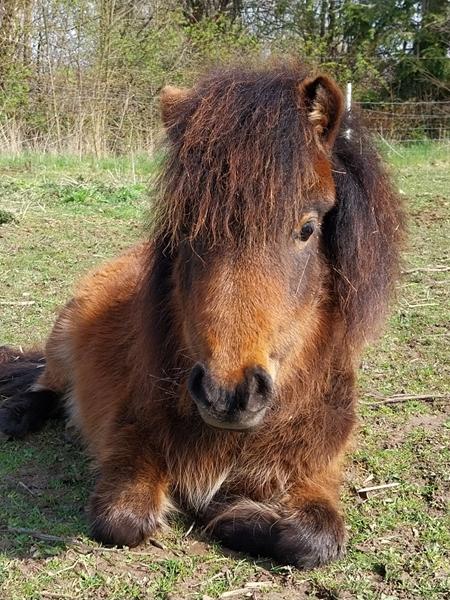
[0,61,405,569]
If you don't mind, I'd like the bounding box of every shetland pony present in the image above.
[0,63,404,570]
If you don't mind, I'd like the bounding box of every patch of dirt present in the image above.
[4,469,50,497]
[409,196,449,221]
[361,406,449,451]
[406,412,449,431]
[185,539,211,556]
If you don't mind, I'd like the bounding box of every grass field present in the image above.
[0,143,449,600]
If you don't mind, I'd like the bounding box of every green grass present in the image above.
[0,144,449,599]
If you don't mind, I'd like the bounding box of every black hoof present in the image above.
[273,503,346,570]
[0,390,61,439]
[209,501,345,570]
[0,397,39,438]
[89,495,159,548]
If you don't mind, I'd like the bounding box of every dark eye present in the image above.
[293,221,316,242]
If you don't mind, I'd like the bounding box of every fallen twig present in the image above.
[357,482,399,496]
[363,392,448,406]
[3,527,70,543]
[183,521,195,538]
[219,589,251,599]
[193,572,224,589]
[406,302,439,308]
[48,559,80,577]
[17,481,37,496]
[219,582,276,598]
[403,265,450,274]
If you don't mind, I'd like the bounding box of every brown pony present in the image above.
[0,62,404,570]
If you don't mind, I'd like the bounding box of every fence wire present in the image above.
[1,88,449,154]
[354,100,450,143]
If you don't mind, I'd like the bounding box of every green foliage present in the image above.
[0,1,448,154]
[46,181,143,205]
[0,63,31,118]
[185,14,260,65]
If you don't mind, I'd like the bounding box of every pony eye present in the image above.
[293,221,316,242]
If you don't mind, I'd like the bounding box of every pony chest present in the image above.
[167,444,234,512]
[166,437,300,510]
[227,448,299,500]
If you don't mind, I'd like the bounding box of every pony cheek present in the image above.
[179,310,202,362]
[180,305,215,365]
[266,356,281,385]
[271,303,320,377]
[174,277,207,361]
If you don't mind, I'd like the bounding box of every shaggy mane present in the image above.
[151,62,319,248]
[150,60,405,345]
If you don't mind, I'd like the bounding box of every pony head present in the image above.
[151,63,403,431]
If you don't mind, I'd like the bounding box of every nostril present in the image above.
[188,362,210,406]
[249,367,273,399]
[255,373,271,397]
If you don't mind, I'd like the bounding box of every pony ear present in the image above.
[299,75,344,148]
[160,85,190,129]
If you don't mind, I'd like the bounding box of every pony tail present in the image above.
[324,114,406,348]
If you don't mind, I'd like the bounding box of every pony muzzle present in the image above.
[188,362,273,431]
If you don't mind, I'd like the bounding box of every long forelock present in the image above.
[151,63,321,249]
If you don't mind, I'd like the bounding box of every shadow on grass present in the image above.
[0,423,92,559]
[0,423,258,566]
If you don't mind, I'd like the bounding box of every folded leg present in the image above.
[88,425,171,547]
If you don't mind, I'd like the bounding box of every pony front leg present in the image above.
[272,496,346,569]
[205,488,345,570]
[88,426,170,548]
